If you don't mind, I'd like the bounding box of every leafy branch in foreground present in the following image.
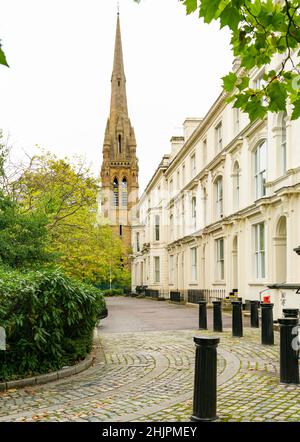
[183,0,300,120]
[134,0,300,121]
[0,40,9,67]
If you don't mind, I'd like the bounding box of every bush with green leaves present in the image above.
[101,288,124,297]
[0,267,106,381]
[0,192,52,268]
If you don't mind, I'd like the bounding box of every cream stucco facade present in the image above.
[131,57,300,319]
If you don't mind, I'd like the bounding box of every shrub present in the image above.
[101,288,124,297]
[0,267,106,381]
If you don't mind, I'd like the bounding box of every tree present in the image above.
[135,0,300,121]
[11,150,130,285]
[0,191,50,268]
[0,138,49,267]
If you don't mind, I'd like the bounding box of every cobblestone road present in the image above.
[0,297,299,422]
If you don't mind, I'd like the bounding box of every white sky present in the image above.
[0,0,233,193]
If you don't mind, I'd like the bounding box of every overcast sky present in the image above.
[0,0,233,193]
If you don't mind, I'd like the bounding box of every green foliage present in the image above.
[222,72,238,92]
[0,267,106,381]
[101,288,124,297]
[2,148,130,286]
[182,0,300,121]
[134,0,300,121]
[0,192,51,268]
[0,41,9,67]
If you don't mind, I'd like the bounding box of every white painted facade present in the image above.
[131,58,300,319]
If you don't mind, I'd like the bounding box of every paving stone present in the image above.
[0,301,299,422]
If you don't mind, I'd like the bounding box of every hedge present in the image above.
[0,267,106,381]
[101,288,124,297]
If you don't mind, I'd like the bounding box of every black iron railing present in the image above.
[145,289,159,299]
[170,291,183,303]
[187,289,227,304]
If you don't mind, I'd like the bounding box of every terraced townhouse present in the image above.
[131,55,300,319]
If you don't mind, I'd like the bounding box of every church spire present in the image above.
[110,14,128,118]
[100,13,139,256]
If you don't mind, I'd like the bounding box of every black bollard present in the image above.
[232,301,243,337]
[191,336,220,422]
[250,300,260,328]
[278,318,299,384]
[213,301,223,332]
[261,303,274,345]
[283,309,299,319]
[198,301,207,330]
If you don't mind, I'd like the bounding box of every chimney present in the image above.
[183,118,202,141]
[170,136,185,158]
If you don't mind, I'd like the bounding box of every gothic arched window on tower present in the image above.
[118,134,122,154]
[122,177,128,207]
[113,178,119,207]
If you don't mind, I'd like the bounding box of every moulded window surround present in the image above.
[182,164,186,186]
[254,70,265,90]
[234,108,240,134]
[215,122,223,152]
[170,214,174,242]
[169,179,174,196]
[177,170,180,191]
[280,112,287,175]
[176,205,180,239]
[154,256,160,283]
[254,222,266,279]
[254,70,266,105]
[202,188,207,226]
[181,197,185,236]
[191,247,198,282]
[169,255,174,284]
[191,196,197,230]
[215,177,223,219]
[157,186,161,205]
[191,153,196,178]
[216,238,225,281]
[254,140,267,200]
[154,215,160,242]
[203,139,207,167]
[233,162,240,211]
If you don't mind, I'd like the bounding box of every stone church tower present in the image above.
[100,13,139,253]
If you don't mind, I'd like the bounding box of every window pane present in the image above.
[155,215,160,241]
[221,260,224,280]
[154,257,160,282]
[260,141,267,171]
[191,247,197,281]
[254,149,259,174]
[259,223,265,251]
[220,239,224,260]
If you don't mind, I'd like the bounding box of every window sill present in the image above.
[248,282,267,286]
[212,282,226,286]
